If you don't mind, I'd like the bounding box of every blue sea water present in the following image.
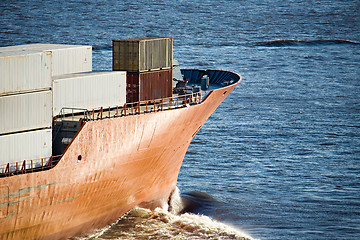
[1,0,359,239]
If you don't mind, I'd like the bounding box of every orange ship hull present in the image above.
[0,80,239,240]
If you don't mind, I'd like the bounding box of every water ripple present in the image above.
[256,39,359,47]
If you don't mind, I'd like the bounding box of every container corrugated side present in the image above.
[52,71,126,116]
[113,40,139,73]
[140,38,172,72]
[126,69,173,103]
[50,46,92,76]
[113,37,172,72]
[0,44,92,76]
[0,51,52,96]
[126,72,140,103]
[0,91,52,135]
[0,129,52,169]
[140,69,173,101]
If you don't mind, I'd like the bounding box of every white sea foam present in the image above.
[70,187,255,240]
[169,186,184,214]
[92,207,255,240]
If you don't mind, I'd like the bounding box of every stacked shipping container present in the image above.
[0,91,52,135]
[0,51,52,96]
[0,48,56,167]
[0,43,129,169]
[0,44,92,76]
[52,71,126,116]
[0,44,92,168]
[113,37,172,72]
[126,70,173,102]
[1,38,175,168]
[0,129,52,170]
[113,37,173,103]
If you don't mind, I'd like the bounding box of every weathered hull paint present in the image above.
[0,81,239,240]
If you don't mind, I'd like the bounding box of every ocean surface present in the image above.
[1,0,359,239]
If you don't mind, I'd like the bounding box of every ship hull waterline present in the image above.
[0,81,239,240]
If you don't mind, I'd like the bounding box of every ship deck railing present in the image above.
[55,90,212,123]
[0,155,62,178]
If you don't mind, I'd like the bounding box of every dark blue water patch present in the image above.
[92,44,112,51]
[180,191,242,223]
[255,39,359,47]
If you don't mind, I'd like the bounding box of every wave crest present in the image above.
[256,39,359,47]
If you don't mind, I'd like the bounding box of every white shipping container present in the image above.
[52,71,126,116]
[0,129,52,170]
[0,51,52,95]
[0,91,52,135]
[0,44,92,76]
[48,45,92,76]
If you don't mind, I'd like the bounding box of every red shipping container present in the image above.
[126,69,173,103]
[126,73,140,103]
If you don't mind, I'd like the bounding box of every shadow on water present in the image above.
[181,191,221,213]
[255,38,359,47]
[180,191,237,223]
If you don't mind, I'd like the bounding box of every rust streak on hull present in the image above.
[0,81,239,240]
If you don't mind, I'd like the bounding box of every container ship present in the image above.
[0,37,241,240]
